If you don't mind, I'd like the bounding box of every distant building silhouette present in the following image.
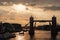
[12,23,22,32]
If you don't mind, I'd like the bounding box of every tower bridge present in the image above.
[28,16,57,40]
[23,16,57,40]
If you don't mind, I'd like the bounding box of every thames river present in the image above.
[9,30,60,40]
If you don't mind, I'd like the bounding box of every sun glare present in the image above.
[13,4,26,11]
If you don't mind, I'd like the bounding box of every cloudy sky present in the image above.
[0,0,60,5]
[0,0,60,26]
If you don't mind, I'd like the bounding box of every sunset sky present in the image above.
[0,0,60,26]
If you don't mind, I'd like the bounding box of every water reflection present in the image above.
[30,35,35,40]
[10,30,51,40]
[15,35,25,40]
[9,32,25,40]
[9,30,60,40]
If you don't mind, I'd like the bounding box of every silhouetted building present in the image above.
[12,23,22,32]
[3,23,15,32]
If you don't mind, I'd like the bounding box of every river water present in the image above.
[9,30,60,40]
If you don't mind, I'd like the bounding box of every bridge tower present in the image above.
[29,16,35,36]
[52,16,57,31]
[51,16,57,40]
[52,16,56,26]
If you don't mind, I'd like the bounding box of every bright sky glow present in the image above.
[12,4,26,11]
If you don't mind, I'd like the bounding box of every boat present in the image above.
[19,31,24,34]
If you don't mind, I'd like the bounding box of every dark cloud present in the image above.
[0,0,27,3]
[28,0,60,5]
[0,0,60,5]
[41,6,60,11]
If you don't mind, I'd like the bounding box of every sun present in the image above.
[13,4,26,11]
